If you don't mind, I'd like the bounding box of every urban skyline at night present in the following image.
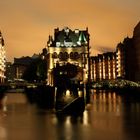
[0,0,140,61]
[1,1,140,140]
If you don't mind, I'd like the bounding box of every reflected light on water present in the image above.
[83,110,89,126]
[0,127,7,139]
[52,115,58,125]
[0,90,140,140]
[92,90,122,113]
[3,106,7,112]
[65,116,71,126]
[108,92,111,99]
[113,92,116,100]
[64,116,73,140]
[131,103,140,113]
[103,93,106,102]
[2,95,7,107]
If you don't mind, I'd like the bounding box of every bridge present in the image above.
[0,82,47,93]
[91,79,140,89]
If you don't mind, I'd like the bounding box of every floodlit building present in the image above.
[116,37,135,81]
[0,31,6,83]
[116,42,126,79]
[90,52,116,81]
[47,27,90,85]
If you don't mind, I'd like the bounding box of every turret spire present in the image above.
[0,31,4,46]
[0,30,6,83]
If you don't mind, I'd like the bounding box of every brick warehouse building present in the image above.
[91,21,140,82]
[90,52,116,81]
[47,27,90,86]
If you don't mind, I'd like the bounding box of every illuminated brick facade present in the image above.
[47,27,90,85]
[90,52,116,81]
[116,37,134,80]
[116,42,126,78]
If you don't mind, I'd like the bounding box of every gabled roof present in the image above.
[48,27,89,47]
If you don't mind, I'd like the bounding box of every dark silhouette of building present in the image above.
[13,54,42,80]
[133,21,140,81]
[0,31,6,83]
[116,37,134,80]
[13,56,35,80]
[5,47,48,82]
[116,21,140,82]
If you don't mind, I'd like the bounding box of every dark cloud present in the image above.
[94,45,115,53]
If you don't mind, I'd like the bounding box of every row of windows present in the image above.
[51,52,83,59]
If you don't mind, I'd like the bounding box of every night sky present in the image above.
[0,0,140,61]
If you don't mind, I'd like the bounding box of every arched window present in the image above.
[70,52,74,59]
[64,52,69,59]
[52,52,58,58]
[59,52,63,59]
[74,52,79,59]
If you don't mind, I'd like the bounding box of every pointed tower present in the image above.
[77,31,87,45]
[0,31,4,46]
[0,31,6,83]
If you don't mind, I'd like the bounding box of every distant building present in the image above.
[116,37,134,80]
[5,62,15,82]
[47,27,90,85]
[6,49,46,82]
[133,22,140,81]
[0,31,6,83]
[116,42,125,79]
[90,52,116,81]
[91,22,140,82]
[13,56,38,80]
[116,21,140,82]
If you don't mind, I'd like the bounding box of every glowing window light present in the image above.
[65,116,71,127]
[83,110,89,125]
[78,91,82,97]
[66,90,71,97]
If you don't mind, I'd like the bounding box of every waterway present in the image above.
[0,89,140,140]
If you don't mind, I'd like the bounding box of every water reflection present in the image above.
[91,90,122,114]
[0,90,140,140]
[91,89,140,140]
[0,127,7,139]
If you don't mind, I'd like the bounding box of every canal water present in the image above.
[0,89,140,140]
